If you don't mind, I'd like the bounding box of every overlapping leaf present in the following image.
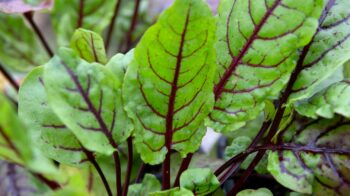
[208,0,323,133]
[123,0,216,164]
[51,0,116,46]
[268,116,350,195]
[0,13,48,71]
[19,66,88,166]
[149,187,193,196]
[106,49,134,83]
[179,168,220,196]
[71,28,107,64]
[128,174,161,196]
[296,80,350,119]
[237,188,273,196]
[44,48,132,155]
[289,0,350,103]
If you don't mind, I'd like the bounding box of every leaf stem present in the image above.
[122,0,141,53]
[122,137,133,196]
[23,12,53,57]
[113,151,123,196]
[135,162,145,183]
[105,0,123,51]
[173,153,193,187]
[83,149,113,196]
[0,63,19,92]
[32,173,61,190]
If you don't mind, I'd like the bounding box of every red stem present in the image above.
[122,0,141,52]
[105,0,123,50]
[23,12,53,57]
[113,151,123,196]
[33,173,61,190]
[135,162,145,183]
[77,0,84,28]
[173,153,193,187]
[0,63,19,92]
[122,137,133,196]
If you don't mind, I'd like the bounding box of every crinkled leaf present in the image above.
[70,28,107,65]
[0,0,52,13]
[180,168,220,196]
[51,0,116,46]
[123,0,216,164]
[0,13,49,71]
[0,161,38,196]
[208,0,323,133]
[296,80,350,119]
[149,187,193,196]
[106,49,134,83]
[128,174,161,196]
[44,48,132,155]
[18,66,88,166]
[289,0,350,103]
[237,188,273,196]
[268,116,350,195]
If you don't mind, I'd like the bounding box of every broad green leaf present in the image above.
[237,188,273,196]
[180,168,220,196]
[123,0,216,164]
[289,0,350,103]
[208,0,323,133]
[128,174,161,196]
[44,48,132,155]
[18,66,88,166]
[51,0,116,46]
[0,13,48,71]
[267,116,350,195]
[149,187,193,196]
[106,49,134,82]
[0,93,33,164]
[296,80,350,119]
[0,0,52,13]
[70,28,107,65]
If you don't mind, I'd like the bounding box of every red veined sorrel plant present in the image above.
[1,0,350,195]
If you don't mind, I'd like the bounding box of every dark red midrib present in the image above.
[90,33,99,63]
[61,62,117,148]
[162,7,191,190]
[214,0,281,101]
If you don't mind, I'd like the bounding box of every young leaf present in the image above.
[149,187,193,196]
[267,116,350,195]
[123,0,216,164]
[208,0,323,133]
[70,28,107,65]
[0,93,33,164]
[106,49,134,83]
[43,48,132,155]
[179,168,220,196]
[296,80,350,119]
[51,0,116,46]
[237,188,273,196]
[0,13,49,71]
[128,174,161,196]
[18,66,88,166]
[0,0,52,14]
[289,0,350,103]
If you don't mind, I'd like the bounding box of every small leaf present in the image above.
[208,0,323,133]
[71,28,107,64]
[18,66,88,166]
[224,136,251,160]
[44,48,132,155]
[0,0,52,13]
[0,13,49,71]
[237,188,273,196]
[267,116,350,195]
[296,80,350,119]
[149,187,193,196]
[51,0,116,46]
[128,174,161,196]
[107,49,134,82]
[123,0,216,164]
[179,168,219,196]
[289,0,350,103]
